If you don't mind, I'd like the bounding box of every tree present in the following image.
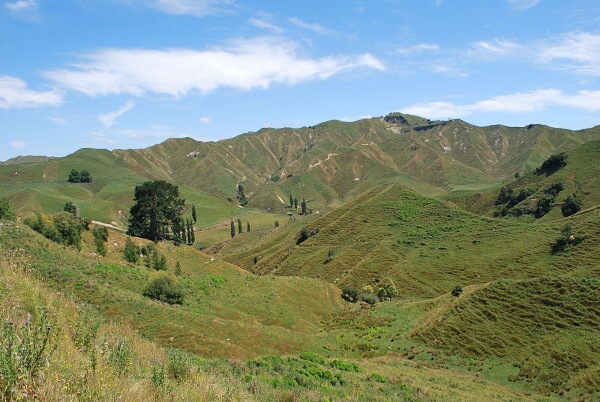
[80,169,92,183]
[123,237,140,264]
[289,194,293,208]
[0,198,16,221]
[191,205,197,223]
[237,218,242,234]
[451,285,463,297]
[561,194,582,217]
[294,198,298,210]
[175,261,182,276]
[246,221,250,232]
[64,201,79,217]
[128,181,185,241]
[301,198,307,215]
[341,286,359,303]
[53,211,85,250]
[92,225,109,257]
[230,220,235,238]
[68,169,81,183]
[237,184,248,206]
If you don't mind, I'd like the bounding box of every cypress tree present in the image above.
[237,218,242,234]
[191,205,197,223]
[230,220,235,238]
[289,194,293,208]
[301,198,307,215]
[247,221,250,232]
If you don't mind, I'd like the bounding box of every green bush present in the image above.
[452,285,463,297]
[299,352,325,365]
[561,194,582,217]
[341,285,359,302]
[330,359,361,372]
[143,272,184,305]
[0,198,16,221]
[123,237,140,264]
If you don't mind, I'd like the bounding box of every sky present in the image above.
[1,0,600,161]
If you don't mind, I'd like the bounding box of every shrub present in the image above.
[108,339,132,374]
[123,237,140,264]
[299,352,325,365]
[452,285,463,297]
[167,348,194,382]
[330,359,361,372]
[143,272,184,305]
[360,293,378,305]
[296,227,310,245]
[341,285,359,302]
[551,225,584,254]
[561,194,582,217]
[0,198,16,221]
[92,225,109,256]
[544,182,564,196]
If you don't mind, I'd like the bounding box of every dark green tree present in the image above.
[237,184,248,206]
[64,201,79,216]
[92,225,109,257]
[191,205,197,223]
[237,218,242,234]
[68,169,81,183]
[230,220,235,238]
[561,194,582,217]
[246,221,250,232]
[0,197,16,221]
[289,193,293,208]
[80,169,92,183]
[128,181,185,241]
[123,237,140,264]
[301,198,307,215]
[294,198,298,210]
[175,261,182,276]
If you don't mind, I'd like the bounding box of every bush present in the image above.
[341,285,359,302]
[296,227,310,245]
[123,237,140,264]
[300,352,325,365]
[535,194,555,218]
[143,272,184,305]
[360,293,378,305]
[92,225,109,257]
[561,194,582,217]
[451,285,463,297]
[0,198,16,221]
[551,225,584,254]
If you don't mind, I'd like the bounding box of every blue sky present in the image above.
[1,0,599,161]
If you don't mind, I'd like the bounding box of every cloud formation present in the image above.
[45,37,384,97]
[537,32,600,76]
[10,140,27,150]
[4,0,37,12]
[401,89,600,119]
[249,18,284,34]
[98,99,136,128]
[0,75,62,109]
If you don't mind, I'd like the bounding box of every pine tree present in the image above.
[237,218,242,234]
[301,198,307,215]
[294,198,298,209]
[191,205,197,223]
[230,220,235,238]
[247,221,250,232]
[289,194,293,208]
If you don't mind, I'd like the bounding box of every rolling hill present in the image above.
[1,114,600,400]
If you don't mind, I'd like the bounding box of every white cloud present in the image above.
[45,37,384,97]
[10,140,27,150]
[507,0,540,11]
[121,126,190,140]
[85,131,119,146]
[0,75,62,109]
[288,17,339,36]
[401,89,600,119]
[48,116,67,125]
[199,116,211,123]
[133,0,233,17]
[5,0,37,12]
[537,32,600,76]
[470,38,521,59]
[249,17,283,34]
[395,43,440,57]
[98,99,136,128]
